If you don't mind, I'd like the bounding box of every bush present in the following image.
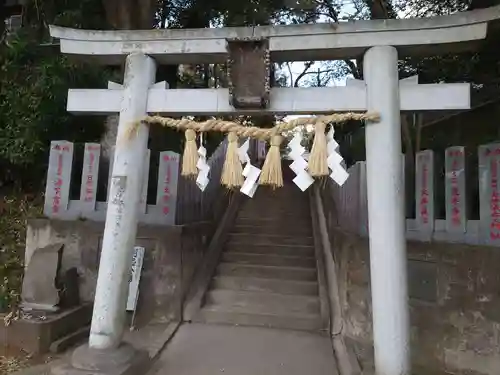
[0,29,110,187]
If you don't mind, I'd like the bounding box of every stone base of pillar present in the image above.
[51,342,150,375]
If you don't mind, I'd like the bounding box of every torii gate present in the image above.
[48,6,500,375]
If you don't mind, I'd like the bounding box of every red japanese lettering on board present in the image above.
[161,154,178,215]
[53,144,70,153]
[448,149,463,226]
[489,147,500,241]
[51,144,70,214]
[419,154,430,224]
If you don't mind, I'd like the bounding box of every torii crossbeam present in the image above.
[67,81,470,115]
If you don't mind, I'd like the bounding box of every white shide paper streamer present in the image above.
[196,133,210,191]
[326,127,349,186]
[288,132,314,191]
[238,139,261,198]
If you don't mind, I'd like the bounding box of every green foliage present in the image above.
[0,0,111,310]
[0,29,110,186]
[23,0,108,33]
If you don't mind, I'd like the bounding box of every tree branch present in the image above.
[286,62,294,87]
[314,0,340,22]
[294,61,315,87]
[343,59,361,79]
[296,68,337,77]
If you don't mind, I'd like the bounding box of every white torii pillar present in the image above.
[364,46,410,375]
[89,52,156,350]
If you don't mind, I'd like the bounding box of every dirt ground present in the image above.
[0,346,56,374]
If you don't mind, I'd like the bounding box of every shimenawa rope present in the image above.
[124,112,380,188]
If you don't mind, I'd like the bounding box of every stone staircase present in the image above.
[196,184,327,333]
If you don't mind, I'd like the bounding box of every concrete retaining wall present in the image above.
[25,218,213,327]
[333,233,500,375]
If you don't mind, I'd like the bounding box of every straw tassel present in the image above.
[181,129,198,178]
[259,135,283,188]
[308,121,329,177]
[221,132,244,189]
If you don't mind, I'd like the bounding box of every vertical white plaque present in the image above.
[445,146,467,234]
[479,143,500,245]
[415,150,435,234]
[126,246,145,312]
[44,141,74,217]
[80,143,101,212]
[156,151,180,224]
[139,149,151,214]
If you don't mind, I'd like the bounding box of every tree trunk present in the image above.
[0,1,6,38]
[99,0,158,184]
[102,0,156,29]
[365,0,397,19]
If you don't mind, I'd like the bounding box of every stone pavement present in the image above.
[148,323,338,375]
[11,322,337,375]
[10,322,177,375]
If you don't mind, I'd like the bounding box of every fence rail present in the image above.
[43,138,228,225]
[331,143,500,246]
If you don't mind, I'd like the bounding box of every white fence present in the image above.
[43,139,228,225]
[332,143,500,246]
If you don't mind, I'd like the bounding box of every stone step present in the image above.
[49,326,90,354]
[242,199,307,206]
[239,200,309,209]
[238,205,310,215]
[247,188,306,198]
[222,252,316,268]
[242,191,308,199]
[228,233,314,247]
[237,214,310,222]
[212,276,319,296]
[198,306,323,332]
[242,200,309,207]
[235,217,312,226]
[217,263,317,282]
[225,243,315,257]
[206,289,320,315]
[240,199,309,208]
[231,224,313,236]
[237,212,311,221]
